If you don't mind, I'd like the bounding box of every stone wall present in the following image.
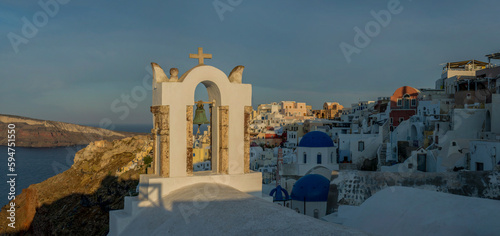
[328,170,500,213]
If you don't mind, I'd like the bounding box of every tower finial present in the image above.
[189,47,212,65]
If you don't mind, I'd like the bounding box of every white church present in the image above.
[107,48,366,235]
[279,130,339,194]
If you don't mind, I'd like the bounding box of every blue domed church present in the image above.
[279,131,338,197]
[291,174,330,218]
[296,131,338,176]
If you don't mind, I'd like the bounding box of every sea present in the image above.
[0,124,154,207]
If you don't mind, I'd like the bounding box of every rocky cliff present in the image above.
[0,135,153,235]
[0,114,144,147]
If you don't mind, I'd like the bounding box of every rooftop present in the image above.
[298,131,334,148]
[120,183,367,235]
[442,60,488,73]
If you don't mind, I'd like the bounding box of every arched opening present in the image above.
[305,166,332,179]
[410,125,418,142]
[303,153,307,164]
[191,80,222,173]
[403,94,411,109]
[485,110,491,132]
[358,141,365,152]
[317,152,322,164]
[192,83,212,172]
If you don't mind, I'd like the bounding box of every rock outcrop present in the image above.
[0,135,153,235]
[0,114,144,147]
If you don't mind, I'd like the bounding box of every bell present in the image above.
[193,100,210,135]
[193,101,210,125]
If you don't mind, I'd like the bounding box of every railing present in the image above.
[381,119,390,143]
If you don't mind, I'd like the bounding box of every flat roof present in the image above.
[486,52,500,60]
[443,60,488,68]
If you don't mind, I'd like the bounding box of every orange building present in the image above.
[389,86,420,127]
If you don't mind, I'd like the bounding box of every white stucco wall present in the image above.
[491,94,500,134]
[339,133,380,165]
[470,140,500,171]
[291,200,327,219]
[417,100,440,121]
[451,109,486,136]
[296,146,338,176]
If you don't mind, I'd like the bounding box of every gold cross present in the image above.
[189,47,212,65]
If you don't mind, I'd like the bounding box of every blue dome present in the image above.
[291,174,330,202]
[269,185,290,201]
[298,131,334,148]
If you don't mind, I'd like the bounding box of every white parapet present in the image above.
[109,172,262,236]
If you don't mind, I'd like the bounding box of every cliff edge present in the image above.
[0,135,153,235]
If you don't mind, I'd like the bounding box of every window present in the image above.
[314,209,319,219]
[358,141,365,152]
[411,99,416,106]
[452,141,456,146]
[476,162,484,171]
[303,153,307,164]
[317,153,322,164]
[330,152,334,163]
[397,99,402,106]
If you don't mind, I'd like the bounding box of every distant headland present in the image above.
[0,114,145,147]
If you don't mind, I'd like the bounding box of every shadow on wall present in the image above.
[11,175,138,235]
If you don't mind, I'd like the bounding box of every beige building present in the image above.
[306,105,313,116]
[319,102,344,119]
[280,101,307,117]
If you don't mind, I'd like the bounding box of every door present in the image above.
[417,154,426,172]
[404,99,410,109]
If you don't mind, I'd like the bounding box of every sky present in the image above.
[0,0,499,125]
